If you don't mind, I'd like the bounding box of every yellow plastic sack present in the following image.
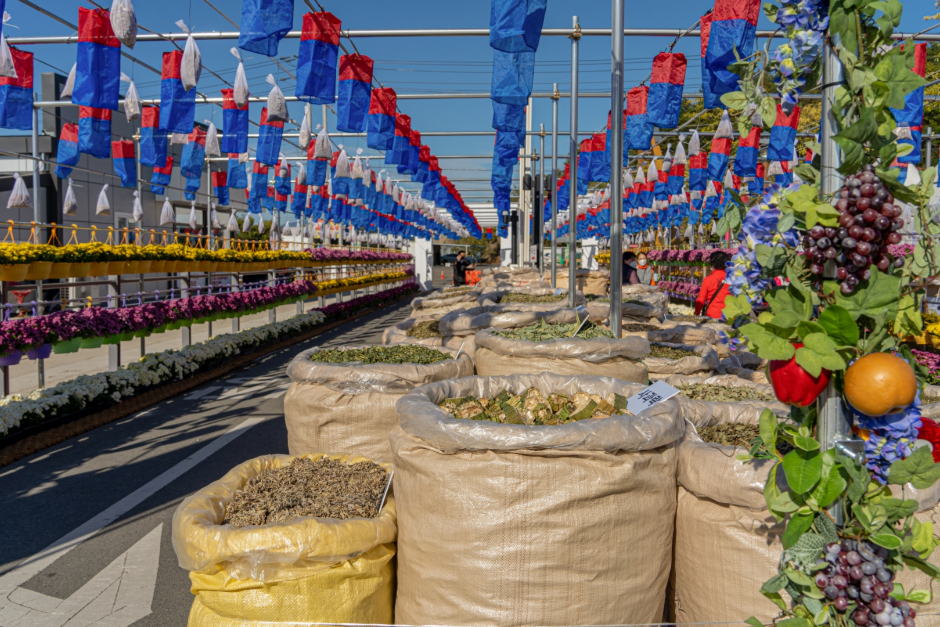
[172,453,396,627]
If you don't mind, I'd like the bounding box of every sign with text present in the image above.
[626,381,680,415]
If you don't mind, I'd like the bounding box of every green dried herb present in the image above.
[222,457,390,527]
[406,320,442,339]
[649,345,697,359]
[493,318,614,341]
[310,345,452,365]
[426,287,475,300]
[670,315,712,324]
[499,292,567,304]
[439,388,628,425]
[699,423,760,447]
[623,323,662,333]
[923,395,940,405]
[678,384,776,403]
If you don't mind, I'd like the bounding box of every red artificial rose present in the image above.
[918,417,940,463]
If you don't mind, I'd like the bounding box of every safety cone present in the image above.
[441,269,445,280]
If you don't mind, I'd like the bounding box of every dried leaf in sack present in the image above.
[109,0,138,48]
[406,320,441,339]
[0,32,16,80]
[670,315,713,324]
[176,20,201,92]
[309,345,452,365]
[265,74,288,122]
[7,173,30,209]
[439,388,626,425]
[230,48,249,107]
[677,384,775,403]
[923,395,940,405]
[698,423,760,447]
[226,211,239,232]
[96,184,110,216]
[222,457,390,527]
[120,73,141,122]
[649,345,696,359]
[132,190,143,222]
[299,112,311,149]
[623,323,663,332]
[204,120,221,157]
[160,197,175,225]
[493,318,614,341]
[60,63,76,99]
[63,179,78,216]
[314,125,332,159]
[499,292,566,304]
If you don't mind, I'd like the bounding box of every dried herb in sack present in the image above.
[499,292,567,304]
[699,423,760,447]
[406,320,441,339]
[493,318,613,341]
[678,384,776,403]
[923,394,940,405]
[649,345,697,359]
[623,323,662,333]
[310,345,452,365]
[426,287,474,300]
[439,387,628,426]
[222,457,390,527]
[670,315,712,324]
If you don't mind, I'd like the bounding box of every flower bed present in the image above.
[646,249,738,266]
[657,281,700,301]
[0,270,413,358]
[0,283,419,436]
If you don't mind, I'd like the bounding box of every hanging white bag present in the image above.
[299,111,311,149]
[160,197,175,225]
[189,202,198,231]
[230,48,249,108]
[0,19,17,80]
[171,132,188,145]
[314,125,331,159]
[121,73,141,122]
[257,216,266,235]
[204,119,221,157]
[210,202,221,229]
[295,162,306,187]
[7,172,30,209]
[265,74,288,123]
[334,146,351,179]
[242,213,252,232]
[60,63,76,99]
[63,179,78,216]
[110,0,138,48]
[278,154,289,179]
[96,184,111,216]
[226,211,238,232]
[238,152,250,164]
[176,20,201,92]
[132,189,144,222]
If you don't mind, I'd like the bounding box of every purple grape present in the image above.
[835,596,849,611]
[843,237,858,249]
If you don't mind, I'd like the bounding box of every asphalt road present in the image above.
[0,299,412,627]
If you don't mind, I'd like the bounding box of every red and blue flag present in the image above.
[111,140,136,188]
[648,53,686,129]
[704,0,760,104]
[767,104,800,162]
[707,111,733,181]
[256,107,284,166]
[249,161,269,213]
[367,87,396,150]
[150,156,173,195]
[139,106,167,168]
[227,154,248,189]
[386,113,412,167]
[55,123,79,179]
[212,170,229,205]
[78,106,111,158]
[238,0,294,57]
[221,88,249,155]
[306,140,328,186]
[296,12,341,105]
[73,8,120,111]
[159,50,196,134]
[891,43,927,164]
[337,54,373,133]
[0,45,32,131]
[734,114,762,177]
[180,126,207,179]
[489,0,547,53]
[625,86,653,150]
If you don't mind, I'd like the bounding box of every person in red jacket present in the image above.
[695,252,731,320]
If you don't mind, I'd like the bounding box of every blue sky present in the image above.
[11,0,936,203]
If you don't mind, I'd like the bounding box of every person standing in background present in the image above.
[635,252,654,285]
[453,250,475,286]
[622,251,640,285]
[695,251,731,319]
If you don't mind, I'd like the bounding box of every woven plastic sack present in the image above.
[545,268,609,295]
[923,385,940,419]
[391,373,683,625]
[172,453,396,627]
[60,63,76,99]
[109,0,137,48]
[7,172,30,209]
[284,344,473,462]
[439,305,579,336]
[586,299,661,323]
[381,319,478,360]
[643,322,720,346]
[660,373,787,428]
[62,179,78,216]
[477,286,587,310]
[265,74,288,122]
[474,328,649,382]
[646,342,719,377]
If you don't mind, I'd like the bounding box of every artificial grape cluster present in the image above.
[816,539,915,627]
[804,165,905,295]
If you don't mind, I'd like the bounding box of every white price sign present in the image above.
[626,381,680,416]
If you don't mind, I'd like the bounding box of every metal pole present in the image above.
[539,125,546,275]
[551,85,559,289]
[136,133,145,359]
[523,98,533,265]
[529,149,538,268]
[31,96,39,225]
[568,15,580,309]
[609,0,625,338]
[817,39,849,524]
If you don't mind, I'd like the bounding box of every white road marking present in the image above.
[0,414,266,623]
[2,524,162,627]
[183,386,223,401]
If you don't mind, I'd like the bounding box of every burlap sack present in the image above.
[646,342,720,377]
[660,373,788,427]
[586,299,661,323]
[544,268,609,296]
[284,344,473,462]
[478,285,587,309]
[478,266,543,287]
[675,408,940,626]
[410,290,481,319]
[172,453,397,627]
[665,314,732,333]
[473,328,649,382]
[391,373,684,626]
[382,320,478,360]
[439,305,580,336]
[922,385,940,419]
[717,352,769,382]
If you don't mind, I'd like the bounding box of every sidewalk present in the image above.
[5,287,386,397]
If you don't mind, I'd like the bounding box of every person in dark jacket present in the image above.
[622,252,640,285]
[453,251,475,286]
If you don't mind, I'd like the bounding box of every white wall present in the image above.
[411,237,433,290]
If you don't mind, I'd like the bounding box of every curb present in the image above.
[0,295,411,468]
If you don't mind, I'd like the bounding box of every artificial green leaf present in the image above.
[870,532,902,550]
[876,165,921,205]
[793,435,821,451]
[814,607,830,626]
[880,497,919,523]
[759,409,778,457]
[834,109,879,174]
[777,210,796,233]
[907,590,932,604]
[783,449,823,493]
[740,323,797,361]
[796,321,826,342]
[811,449,847,508]
[746,617,764,627]
[765,463,783,519]
[795,333,848,377]
[814,511,839,544]
[759,96,777,129]
[855,503,876,532]
[723,294,753,321]
[904,554,940,579]
[836,448,871,503]
[785,567,814,586]
[761,590,787,611]
[766,288,810,328]
[893,294,923,338]
[758,311,775,324]
[888,446,940,489]
[786,532,827,566]
[803,597,824,615]
[832,270,901,320]
[911,519,940,558]
[761,572,789,594]
[783,511,815,549]
[794,163,818,185]
[873,45,927,110]
[818,305,860,346]
[771,490,802,515]
[755,244,789,279]
[721,91,749,111]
